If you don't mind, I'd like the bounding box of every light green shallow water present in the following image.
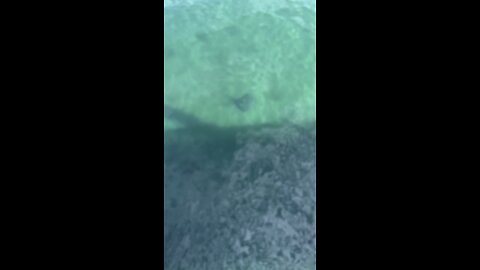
[164,0,316,130]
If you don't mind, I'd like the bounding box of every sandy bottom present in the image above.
[164,0,316,131]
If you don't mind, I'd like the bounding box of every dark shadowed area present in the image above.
[164,108,316,270]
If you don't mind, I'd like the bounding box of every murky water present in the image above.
[164,0,316,269]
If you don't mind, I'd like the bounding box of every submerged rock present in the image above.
[164,124,316,270]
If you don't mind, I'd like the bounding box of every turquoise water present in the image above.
[164,1,316,269]
[164,0,316,130]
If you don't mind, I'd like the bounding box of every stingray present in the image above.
[164,105,205,127]
[232,94,254,112]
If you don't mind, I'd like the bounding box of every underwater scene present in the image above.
[164,0,316,269]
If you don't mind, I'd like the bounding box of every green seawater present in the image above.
[164,0,316,130]
[164,1,316,269]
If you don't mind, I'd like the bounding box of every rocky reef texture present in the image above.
[164,123,316,269]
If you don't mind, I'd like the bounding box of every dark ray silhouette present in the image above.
[164,104,212,127]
